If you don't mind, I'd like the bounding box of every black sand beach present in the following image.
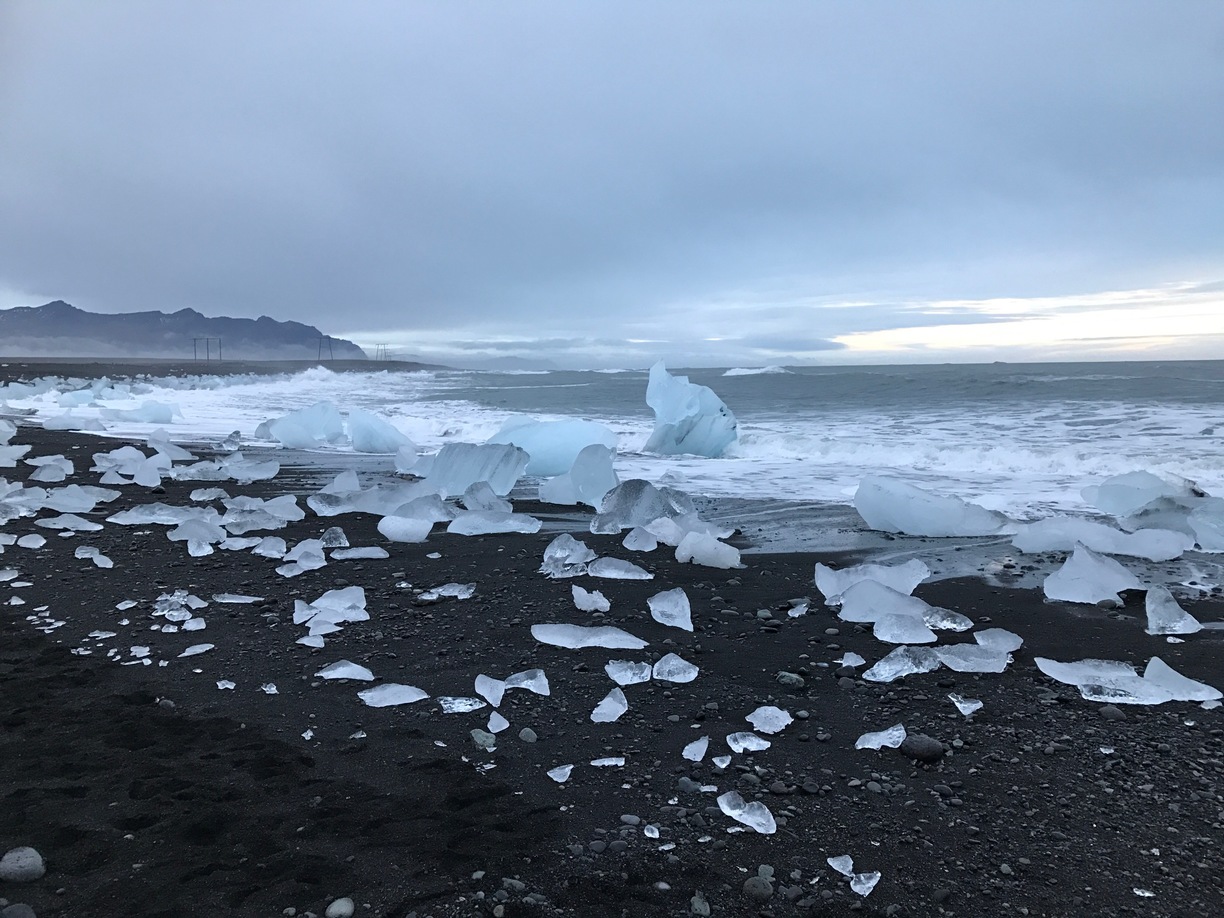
[2,404,1223,917]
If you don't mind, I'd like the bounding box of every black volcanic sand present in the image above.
[2,425,1223,918]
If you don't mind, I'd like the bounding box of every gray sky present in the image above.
[1,1,1221,367]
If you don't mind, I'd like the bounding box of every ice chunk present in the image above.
[682,736,709,762]
[974,627,1024,652]
[377,515,433,543]
[418,442,529,497]
[815,558,930,605]
[590,479,696,535]
[488,711,510,733]
[505,668,551,695]
[318,526,349,547]
[652,652,698,683]
[923,607,974,632]
[257,401,345,448]
[622,527,658,552]
[539,444,619,508]
[253,536,287,558]
[461,481,512,513]
[394,443,419,474]
[836,651,867,668]
[475,674,506,707]
[547,764,574,782]
[1082,470,1201,518]
[591,687,629,722]
[827,855,855,877]
[712,755,732,769]
[716,791,776,835]
[531,623,648,650]
[1044,543,1143,605]
[447,511,542,535]
[418,582,475,601]
[36,513,102,531]
[488,417,618,477]
[388,494,453,524]
[1014,517,1191,561]
[855,723,907,750]
[358,684,429,707]
[178,643,214,658]
[863,645,942,682]
[331,546,389,560]
[837,579,936,624]
[74,546,113,568]
[934,644,1010,673]
[1145,586,1203,635]
[315,660,375,681]
[1187,497,1224,551]
[850,873,881,897]
[541,534,597,578]
[675,532,741,569]
[1035,657,1173,705]
[572,585,611,612]
[647,587,692,631]
[190,487,229,502]
[605,660,652,685]
[873,613,937,644]
[587,557,653,580]
[949,693,983,716]
[726,732,770,753]
[438,696,487,713]
[745,706,792,734]
[347,409,413,453]
[854,476,1012,536]
[644,362,737,457]
[16,534,45,549]
[1142,657,1221,702]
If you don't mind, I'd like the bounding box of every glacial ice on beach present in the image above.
[837,579,946,625]
[605,660,652,685]
[475,675,506,707]
[1187,498,1224,551]
[682,736,709,761]
[974,627,1023,652]
[863,645,942,682]
[647,588,693,631]
[377,515,433,543]
[745,706,793,734]
[414,442,529,497]
[1043,544,1143,605]
[418,582,475,601]
[854,476,1012,536]
[256,401,346,449]
[815,558,930,605]
[358,684,429,707]
[726,732,771,753]
[590,479,695,535]
[438,697,487,713]
[539,444,619,508]
[1082,470,1202,519]
[1144,586,1202,635]
[675,531,741,569]
[873,614,937,645]
[101,400,180,424]
[949,693,984,716]
[717,791,776,834]
[1033,656,1219,705]
[315,660,375,681]
[346,408,413,454]
[487,417,618,477]
[505,668,551,695]
[644,362,738,458]
[652,653,699,683]
[590,687,629,722]
[178,643,214,658]
[622,527,658,552]
[1013,517,1191,561]
[447,511,542,535]
[461,481,512,514]
[934,644,1011,673]
[36,513,102,531]
[531,623,649,650]
[572,585,610,612]
[855,723,907,749]
[588,557,653,580]
[547,765,574,782]
[541,534,598,578]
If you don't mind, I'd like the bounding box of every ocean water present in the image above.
[5,359,1224,563]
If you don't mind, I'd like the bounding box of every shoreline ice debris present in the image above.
[413,442,529,498]
[255,401,346,449]
[1144,586,1202,635]
[448,511,542,535]
[590,687,629,722]
[682,736,709,762]
[531,623,649,650]
[505,669,550,696]
[346,408,413,454]
[675,531,741,569]
[815,558,930,605]
[647,588,693,631]
[651,652,698,683]
[590,479,695,535]
[572,585,611,612]
[539,443,619,509]
[949,693,984,716]
[357,684,429,707]
[605,660,652,685]
[863,646,942,682]
[587,557,653,580]
[1013,517,1191,561]
[314,660,375,682]
[854,476,1012,536]
[716,791,776,834]
[745,706,793,734]
[1082,470,1202,519]
[855,723,907,750]
[726,732,771,753]
[487,417,618,477]
[438,697,487,713]
[1035,656,1221,704]
[1043,543,1143,605]
[541,534,598,578]
[475,675,506,707]
[547,764,574,782]
[644,361,738,458]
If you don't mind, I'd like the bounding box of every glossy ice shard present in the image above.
[647,587,693,631]
[1014,517,1191,561]
[315,660,375,682]
[745,706,793,734]
[605,660,652,686]
[538,443,619,508]
[438,696,487,713]
[347,409,413,454]
[590,479,695,535]
[934,644,1010,673]
[949,693,983,716]
[1144,586,1202,635]
[572,585,611,612]
[505,669,551,696]
[814,558,930,605]
[716,791,775,834]
[675,532,741,569]
[726,732,771,753]
[530,623,648,650]
[863,646,943,683]
[588,557,653,580]
[475,675,506,707]
[855,476,1011,536]
[358,684,429,707]
[487,417,617,477]
[652,653,698,683]
[973,627,1024,652]
[591,687,629,722]
[855,723,907,749]
[682,736,709,762]
[1044,544,1143,605]
[873,613,937,645]
[540,534,597,578]
[448,511,541,535]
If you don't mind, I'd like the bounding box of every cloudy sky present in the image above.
[1,1,1221,368]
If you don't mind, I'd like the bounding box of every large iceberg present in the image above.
[643,362,737,457]
[347,409,413,454]
[854,476,1012,537]
[255,401,346,449]
[539,444,619,509]
[487,417,617,476]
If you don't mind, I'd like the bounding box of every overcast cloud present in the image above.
[1,1,1221,367]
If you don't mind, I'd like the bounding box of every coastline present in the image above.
[2,422,1223,917]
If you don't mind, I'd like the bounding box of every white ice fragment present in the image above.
[591,687,629,722]
[438,696,487,713]
[863,645,943,682]
[347,408,413,453]
[591,479,696,535]
[605,660,652,686]
[258,401,345,449]
[216,680,235,690]
[588,557,653,580]
[949,693,983,716]
[357,683,429,707]
[934,644,1011,673]
[488,417,618,477]
[488,711,510,733]
[836,651,867,668]
[538,443,619,508]
[182,618,206,632]
[1144,585,1202,635]
[726,732,771,753]
[1044,544,1143,605]
[530,623,649,650]
[855,476,1012,536]
[548,764,574,782]
[716,791,776,834]
[16,534,45,549]
[212,593,263,604]
[1082,470,1200,518]
[644,361,737,458]
[541,533,597,578]
[745,706,793,735]
[827,855,855,877]
[675,532,741,569]
[330,546,390,560]
[974,628,1024,652]
[36,513,102,532]
[447,510,541,535]
[504,668,551,696]
[873,613,937,645]
[682,736,709,762]
[837,579,935,624]
[418,582,475,601]
[652,653,698,683]
[475,674,507,707]
[815,558,930,605]
[855,723,907,750]
[647,587,693,631]
[261,683,279,694]
[712,755,731,769]
[622,527,658,552]
[1014,517,1191,561]
[460,480,511,513]
[377,515,433,543]
[572,585,611,612]
[178,643,214,658]
[1035,657,1173,705]
[850,873,881,897]
[589,756,624,767]
[1142,657,1221,702]
[314,660,375,682]
[419,442,529,498]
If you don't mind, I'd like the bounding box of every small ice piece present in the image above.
[644,361,738,458]
[448,510,542,535]
[438,696,488,713]
[726,732,771,753]
[418,582,476,601]
[836,652,867,668]
[531,623,648,650]
[850,872,881,897]
[178,643,214,658]
[652,652,698,683]
[923,607,974,631]
[622,527,658,552]
[934,644,1011,673]
[591,687,629,722]
[647,587,693,631]
[605,660,652,686]
[261,683,279,694]
[253,536,287,558]
[257,400,345,448]
[17,534,46,549]
[815,558,931,605]
[488,711,510,733]
[675,532,741,569]
[854,476,1012,536]
[547,764,574,782]
[745,706,793,735]
[1142,657,1222,702]
[377,515,433,543]
[1144,585,1202,635]
[330,546,390,560]
[36,513,103,532]
[475,674,507,707]
[1043,543,1143,605]
[863,645,943,683]
[682,736,709,762]
[716,791,776,834]
[191,487,230,502]
[216,680,235,690]
[949,693,983,716]
[873,613,937,645]
[787,600,809,617]
[643,824,660,838]
[182,618,206,632]
[319,526,349,548]
[315,660,375,682]
[855,723,907,750]
[974,627,1024,652]
[589,756,625,767]
[1082,469,1200,518]
[572,585,611,612]
[502,668,550,696]
[540,533,597,578]
[712,755,732,769]
[837,579,935,624]
[357,683,429,707]
[1035,657,1174,705]
[588,557,654,580]
[419,442,529,497]
[212,593,263,604]
[827,855,855,877]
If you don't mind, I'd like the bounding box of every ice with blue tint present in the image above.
[1043,543,1143,605]
[855,476,1012,537]
[414,442,529,498]
[1013,517,1191,561]
[539,444,619,509]
[590,479,695,535]
[643,361,738,458]
[815,558,930,605]
[1081,470,1202,518]
[675,532,741,569]
[256,401,346,449]
[487,417,617,476]
[1144,586,1202,635]
[347,408,413,454]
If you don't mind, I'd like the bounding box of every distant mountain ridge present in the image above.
[0,301,367,360]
